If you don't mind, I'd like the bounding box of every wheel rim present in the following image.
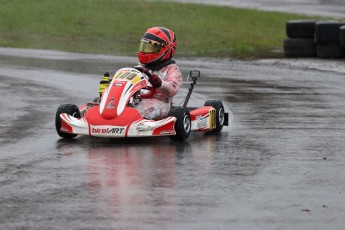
[218,108,225,125]
[183,115,191,133]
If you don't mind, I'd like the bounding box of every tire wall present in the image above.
[284,20,345,59]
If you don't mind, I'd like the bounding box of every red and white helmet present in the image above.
[138,27,176,65]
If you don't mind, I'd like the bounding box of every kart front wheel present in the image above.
[168,107,191,141]
[204,100,225,133]
[55,104,81,139]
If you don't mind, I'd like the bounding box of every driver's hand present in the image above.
[148,73,162,88]
[134,65,161,88]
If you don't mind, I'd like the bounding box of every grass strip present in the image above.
[0,0,326,59]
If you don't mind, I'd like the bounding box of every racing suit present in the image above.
[134,62,182,120]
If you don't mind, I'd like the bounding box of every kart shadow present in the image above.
[55,135,194,155]
[54,131,229,161]
[55,131,226,148]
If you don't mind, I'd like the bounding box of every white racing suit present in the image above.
[135,63,182,120]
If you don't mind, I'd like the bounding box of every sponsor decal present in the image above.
[91,127,125,134]
[106,97,116,109]
[196,115,209,129]
[160,130,175,135]
[197,118,208,129]
[60,127,69,132]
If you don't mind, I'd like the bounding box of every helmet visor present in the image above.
[139,39,162,54]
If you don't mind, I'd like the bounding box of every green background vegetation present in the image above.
[0,0,325,59]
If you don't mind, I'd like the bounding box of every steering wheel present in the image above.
[140,85,156,99]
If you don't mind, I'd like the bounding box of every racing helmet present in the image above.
[138,27,176,65]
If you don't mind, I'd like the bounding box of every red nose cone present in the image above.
[100,98,118,120]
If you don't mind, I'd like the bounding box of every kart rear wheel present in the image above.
[204,100,225,133]
[55,104,81,139]
[168,107,191,141]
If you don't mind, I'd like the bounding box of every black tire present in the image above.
[340,25,345,47]
[55,104,81,139]
[315,21,345,45]
[204,100,225,133]
[316,43,344,59]
[283,38,316,57]
[168,107,191,141]
[286,20,317,38]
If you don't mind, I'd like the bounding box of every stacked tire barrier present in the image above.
[284,20,345,59]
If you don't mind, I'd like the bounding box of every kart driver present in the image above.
[134,26,182,120]
[100,26,182,120]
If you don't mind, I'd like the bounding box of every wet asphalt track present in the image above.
[1,2,345,229]
[1,48,345,229]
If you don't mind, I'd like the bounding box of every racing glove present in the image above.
[147,73,162,88]
[134,65,162,88]
[99,72,111,96]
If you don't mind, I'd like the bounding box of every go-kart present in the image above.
[55,68,228,141]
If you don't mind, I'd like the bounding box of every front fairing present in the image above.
[99,68,148,120]
[60,106,177,138]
